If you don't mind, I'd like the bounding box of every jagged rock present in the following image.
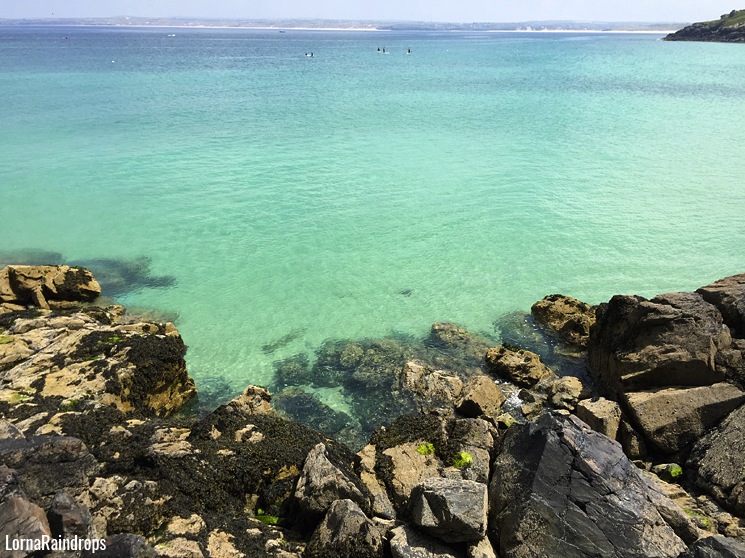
[0,265,101,308]
[688,403,745,515]
[0,418,25,440]
[489,413,690,557]
[47,490,93,540]
[409,477,488,543]
[531,294,595,348]
[81,534,157,558]
[445,419,497,484]
[400,361,464,415]
[484,345,554,387]
[467,537,499,558]
[456,375,506,419]
[389,525,465,558]
[575,398,622,440]
[676,535,745,557]
[624,383,745,454]
[0,435,99,507]
[380,442,441,509]
[356,445,396,519]
[294,443,371,524]
[304,499,386,558]
[225,385,273,416]
[698,274,745,338]
[547,376,584,411]
[0,465,53,558]
[588,292,731,396]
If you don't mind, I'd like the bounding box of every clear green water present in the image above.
[1,27,744,402]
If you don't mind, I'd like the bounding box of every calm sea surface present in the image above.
[1,27,744,408]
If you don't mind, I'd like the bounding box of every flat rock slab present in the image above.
[624,383,745,454]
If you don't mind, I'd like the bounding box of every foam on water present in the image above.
[1,27,744,407]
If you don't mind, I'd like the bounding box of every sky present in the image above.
[0,1,740,23]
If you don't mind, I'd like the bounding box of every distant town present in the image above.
[0,16,684,32]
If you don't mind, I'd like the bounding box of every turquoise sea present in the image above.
[1,27,744,413]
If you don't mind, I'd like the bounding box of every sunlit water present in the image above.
[1,27,744,410]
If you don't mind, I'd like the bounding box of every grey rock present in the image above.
[410,478,488,543]
[81,534,157,558]
[389,525,465,558]
[304,499,385,558]
[688,403,745,515]
[47,490,93,540]
[588,292,731,396]
[489,413,688,557]
[294,443,371,523]
[676,535,745,557]
[0,435,99,507]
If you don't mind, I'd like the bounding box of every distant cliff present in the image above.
[664,9,745,42]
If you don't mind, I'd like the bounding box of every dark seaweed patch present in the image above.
[72,257,176,297]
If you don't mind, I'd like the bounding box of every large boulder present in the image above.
[697,274,745,338]
[294,443,372,524]
[624,384,745,454]
[531,294,595,348]
[0,265,100,309]
[304,499,386,558]
[688,403,745,515]
[588,292,732,396]
[409,478,488,543]
[489,413,691,557]
[484,345,554,387]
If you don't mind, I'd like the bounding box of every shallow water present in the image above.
[1,27,744,410]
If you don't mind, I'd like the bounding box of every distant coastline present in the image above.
[0,16,685,33]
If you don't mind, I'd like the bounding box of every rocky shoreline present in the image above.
[664,9,745,43]
[2,264,745,557]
